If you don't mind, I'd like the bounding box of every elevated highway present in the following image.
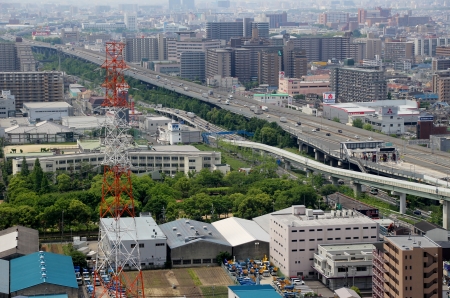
[225,140,450,229]
[24,38,450,183]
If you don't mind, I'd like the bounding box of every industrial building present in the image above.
[22,102,73,122]
[159,219,231,267]
[372,236,442,298]
[101,215,167,267]
[270,205,379,277]
[313,243,375,290]
[212,217,270,261]
[330,67,387,102]
[157,121,202,145]
[0,226,39,260]
[0,259,8,298]
[13,145,222,175]
[416,116,447,139]
[4,121,74,144]
[0,71,63,109]
[9,251,78,298]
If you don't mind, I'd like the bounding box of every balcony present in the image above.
[424,274,437,284]
[423,262,438,273]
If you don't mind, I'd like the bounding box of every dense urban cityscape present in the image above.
[0,0,450,298]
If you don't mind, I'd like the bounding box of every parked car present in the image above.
[370,188,379,195]
[414,210,422,215]
[338,129,342,133]
[326,133,331,136]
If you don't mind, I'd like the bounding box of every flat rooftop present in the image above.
[318,243,375,252]
[23,102,71,108]
[386,235,439,250]
[101,217,166,242]
[272,213,376,227]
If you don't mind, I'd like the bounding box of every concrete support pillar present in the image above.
[331,177,339,186]
[352,182,362,198]
[338,161,342,166]
[315,151,319,160]
[285,161,291,170]
[443,200,450,230]
[298,142,303,152]
[306,170,311,178]
[330,159,337,167]
[399,193,406,214]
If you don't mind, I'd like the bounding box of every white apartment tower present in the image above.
[124,13,137,31]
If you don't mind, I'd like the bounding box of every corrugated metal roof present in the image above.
[101,217,166,242]
[10,252,78,292]
[253,207,292,233]
[159,219,231,249]
[0,259,9,294]
[212,217,270,247]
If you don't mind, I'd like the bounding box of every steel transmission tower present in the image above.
[93,42,145,298]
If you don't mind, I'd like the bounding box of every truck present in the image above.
[208,90,214,96]
[254,107,263,114]
[184,87,189,91]
[229,94,234,99]
[280,117,287,123]
[202,93,208,98]
[186,112,196,118]
[225,100,230,105]
[261,106,268,111]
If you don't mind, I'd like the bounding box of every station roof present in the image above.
[212,217,269,246]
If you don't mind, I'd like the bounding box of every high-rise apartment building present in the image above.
[0,71,63,109]
[124,38,159,63]
[168,0,181,10]
[318,11,349,24]
[158,34,168,61]
[291,36,354,62]
[124,13,137,31]
[283,41,307,79]
[181,0,195,10]
[206,48,232,79]
[384,41,414,63]
[206,22,243,41]
[168,38,221,62]
[330,67,387,102]
[251,22,269,39]
[243,18,254,37]
[432,70,450,102]
[258,49,282,87]
[0,42,36,72]
[373,236,442,298]
[232,48,252,82]
[432,58,450,72]
[264,12,288,28]
[414,37,450,57]
[365,39,382,60]
[180,52,205,81]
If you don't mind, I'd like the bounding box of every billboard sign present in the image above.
[322,92,336,104]
[279,71,285,80]
[419,116,434,121]
[379,106,398,116]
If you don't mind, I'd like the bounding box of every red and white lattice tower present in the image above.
[93,42,145,298]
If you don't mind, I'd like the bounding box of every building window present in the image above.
[353,237,359,239]
[327,238,333,240]
[203,259,211,263]
[156,243,165,246]
[139,244,144,248]
[131,244,136,248]
[292,240,297,242]
[317,229,322,231]
[363,227,369,229]
[292,230,297,232]
[173,260,181,265]
[309,239,315,241]
[309,229,315,232]
[183,259,192,265]
[292,249,297,252]
[299,230,304,232]
[193,259,201,264]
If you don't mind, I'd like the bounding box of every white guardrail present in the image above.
[225,140,450,200]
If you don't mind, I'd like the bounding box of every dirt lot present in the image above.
[5,143,78,154]
[133,267,233,297]
[41,243,64,254]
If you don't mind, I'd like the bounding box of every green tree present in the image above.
[332,117,340,123]
[31,159,43,192]
[352,29,362,38]
[352,118,363,128]
[57,173,72,192]
[40,173,51,194]
[70,250,87,268]
[20,157,29,176]
[216,251,232,265]
[387,92,392,100]
[363,123,373,131]
[320,184,338,196]
[350,286,361,297]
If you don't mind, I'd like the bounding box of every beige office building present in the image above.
[365,39,382,60]
[384,41,414,63]
[258,50,282,87]
[373,236,442,298]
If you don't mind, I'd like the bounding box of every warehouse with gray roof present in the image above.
[159,219,231,267]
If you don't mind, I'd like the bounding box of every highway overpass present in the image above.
[25,39,450,183]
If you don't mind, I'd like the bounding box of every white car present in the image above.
[266,115,270,118]
[368,137,373,140]
[292,279,305,285]
[354,135,360,139]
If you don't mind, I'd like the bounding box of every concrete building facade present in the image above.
[258,50,282,87]
[384,41,414,63]
[313,243,375,290]
[270,206,379,278]
[157,121,202,145]
[206,22,243,41]
[22,102,73,122]
[124,37,159,63]
[372,236,442,298]
[278,77,330,96]
[180,51,206,81]
[0,91,16,118]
